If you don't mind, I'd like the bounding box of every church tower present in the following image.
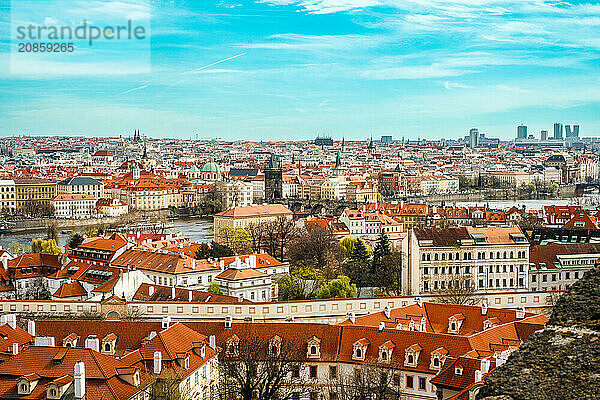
[264,153,283,202]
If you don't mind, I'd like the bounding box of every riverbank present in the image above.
[0,217,213,250]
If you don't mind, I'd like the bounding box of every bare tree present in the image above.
[146,370,193,400]
[217,331,306,400]
[286,226,337,269]
[46,220,59,241]
[432,275,481,306]
[324,361,402,400]
[247,222,266,254]
[276,216,295,261]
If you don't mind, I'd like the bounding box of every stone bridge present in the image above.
[278,198,361,217]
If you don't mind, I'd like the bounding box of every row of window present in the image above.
[422,250,526,262]
[531,271,580,283]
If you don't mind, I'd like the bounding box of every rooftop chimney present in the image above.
[481,358,490,374]
[1,257,7,270]
[171,286,176,299]
[12,343,18,355]
[74,361,85,400]
[347,312,355,324]
[516,307,525,320]
[220,259,225,270]
[27,320,35,336]
[209,335,216,349]
[378,321,385,332]
[84,336,100,352]
[383,306,391,319]
[1,314,16,329]
[34,336,55,347]
[225,315,232,329]
[148,286,154,297]
[153,351,162,374]
[481,302,488,316]
[188,290,193,302]
[161,316,171,330]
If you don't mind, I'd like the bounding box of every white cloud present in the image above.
[444,81,472,89]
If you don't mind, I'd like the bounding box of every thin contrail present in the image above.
[184,52,247,74]
[116,83,150,96]
[161,52,247,92]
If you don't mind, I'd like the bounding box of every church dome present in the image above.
[201,161,220,173]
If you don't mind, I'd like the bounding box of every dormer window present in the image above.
[448,314,465,334]
[307,336,321,359]
[429,347,448,370]
[101,333,118,355]
[63,333,79,348]
[483,317,500,330]
[226,335,239,356]
[17,374,40,395]
[454,366,464,376]
[269,335,282,356]
[378,341,395,364]
[352,338,370,361]
[404,344,422,368]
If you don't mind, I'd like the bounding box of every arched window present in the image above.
[310,345,317,355]
[104,343,111,352]
[510,251,514,259]
[356,348,362,358]
[408,354,414,364]
[434,254,438,261]
[20,384,27,393]
[422,254,426,261]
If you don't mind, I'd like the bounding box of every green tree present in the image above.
[317,275,357,299]
[371,233,391,277]
[343,238,371,290]
[67,232,84,249]
[207,281,221,294]
[277,273,305,301]
[197,185,226,216]
[31,238,61,255]
[378,252,404,296]
[276,267,323,301]
[219,226,252,255]
[338,236,359,257]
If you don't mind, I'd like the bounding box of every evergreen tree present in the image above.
[371,233,392,286]
[343,238,371,290]
[67,232,84,249]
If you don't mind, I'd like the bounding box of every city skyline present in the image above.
[1,0,599,140]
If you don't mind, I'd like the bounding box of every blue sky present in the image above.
[0,0,599,140]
